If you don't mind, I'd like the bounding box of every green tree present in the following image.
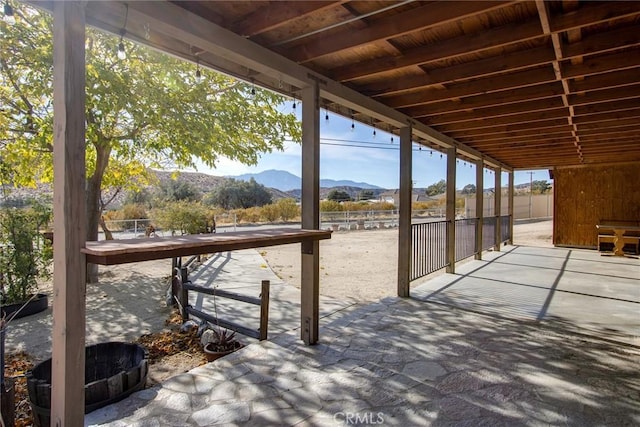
[358,189,375,200]
[0,5,300,247]
[531,180,551,194]
[327,189,352,202]
[156,178,201,203]
[425,179,447,196]
[205,178,272,209]
[461,184,476,195]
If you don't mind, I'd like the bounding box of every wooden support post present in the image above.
[301,82,320,345]
[51,3,86,426]
[508,171,515,245]
[171,257,178,307]
[180,266,189,320]
[397,125,412,297]
[494,168,502,251]
[475,159,484,260]
[446,147,457,273]
[259,280,270,341]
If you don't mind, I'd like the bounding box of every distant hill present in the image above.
[233,170,301,191]
[232,169,383,191]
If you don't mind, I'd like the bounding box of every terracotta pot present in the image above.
[203,341,243,362]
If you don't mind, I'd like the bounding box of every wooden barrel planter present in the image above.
[26,342,148,427]
[0,293,48,320]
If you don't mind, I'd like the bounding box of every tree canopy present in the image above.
[326,189,352,202]
[461,184,476,195]
[425,179,447,196]
[0,4,301,244]
[531,180,551,194]
[204,178,272,209]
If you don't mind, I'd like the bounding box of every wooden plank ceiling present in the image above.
[62,0,640,170]
[170,0,640,170]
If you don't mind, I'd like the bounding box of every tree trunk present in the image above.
[99,216,114,240]
[86,143,111,283]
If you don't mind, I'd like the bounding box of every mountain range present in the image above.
[231,169,383,191]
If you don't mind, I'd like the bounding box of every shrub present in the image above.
[260,204,280,222]
[151,201,209,235]
[320,200,343,212]
[276,198,299,221]
[0,203,53,304]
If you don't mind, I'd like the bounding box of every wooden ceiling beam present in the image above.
[413,97,565,124]
[458,127,574,143]
[233,1,345,37]
[571,108,640,125]
[568,84,640,106]
[563,24,640,59]
[576,117,640,131]
[575,124,640,138]
[330,20,543,82]
[429,107,569,132]
[550,1,640,32]
[361,47,555,97]
[579,133,640,143]
[568,68,640,93]
[362,26,640,98]
[562,49,640,79]
[288,1,511,63]
[445,119,571,138]
[382,66,556,108]
[536,0,581,162]
[411,82,565,118]
[573,98,640,116]
[467,134,576,148]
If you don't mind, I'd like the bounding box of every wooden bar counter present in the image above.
[82,228,332,265]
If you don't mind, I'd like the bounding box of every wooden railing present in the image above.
[173,261,270,341]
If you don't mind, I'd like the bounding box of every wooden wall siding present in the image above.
[554,163,640,247]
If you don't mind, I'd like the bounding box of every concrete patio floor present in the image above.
[86,244,640,426]
[412,244,640,346]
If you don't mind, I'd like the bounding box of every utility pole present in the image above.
[527,171,534,218]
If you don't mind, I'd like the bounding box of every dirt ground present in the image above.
[261,218,554,302]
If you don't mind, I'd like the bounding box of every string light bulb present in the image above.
[430,150,433,157]
[373,124,377,138]
[117,37,127,60]
[251,79,256,96]
[195,60,203,84]
[325,110,329,122]
[116,4,128,60]
[391,136,394,143]
[292,96,296,110]
[3,1,15,25]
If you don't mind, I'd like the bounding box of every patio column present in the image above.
[397,125,412,297]
[494,167,502,251]
[301,82,320,345]
[446,147,456,273]
[508,171,514,245]
[475,158,484,260]
[51,2,87,426]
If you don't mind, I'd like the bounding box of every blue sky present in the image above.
[195,107,551,190]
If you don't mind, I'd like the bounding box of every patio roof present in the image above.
[42,0,640,170]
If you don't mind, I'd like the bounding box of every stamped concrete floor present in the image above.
[412,245,640,346]
[86,246,640,426]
